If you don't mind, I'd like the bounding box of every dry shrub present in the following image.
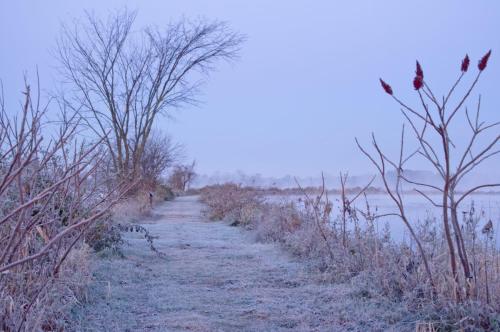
[254,203,302,242]
[199,184,264,225]
[0,86,130,331]
[156,184,176,201]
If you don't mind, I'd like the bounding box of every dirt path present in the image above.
[71,196,406,331]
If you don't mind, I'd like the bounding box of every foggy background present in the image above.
[1,0,499,180]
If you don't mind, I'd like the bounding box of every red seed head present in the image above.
[415,61,424,79]
[379,78,393,95]
[461,54,470,72]
[478,50,492,71]
[413,75,423,90]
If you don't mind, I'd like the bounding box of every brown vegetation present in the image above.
[0,85,131,331]
[200,183,263,225]
[199,179,499,330]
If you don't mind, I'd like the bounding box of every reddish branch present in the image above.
[359,51,499,301]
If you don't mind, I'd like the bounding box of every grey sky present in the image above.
[1,1,499,177]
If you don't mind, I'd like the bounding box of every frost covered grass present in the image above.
[68,196,427,331]
[200,184,500,331]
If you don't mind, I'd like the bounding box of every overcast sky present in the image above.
[1,1,499,177]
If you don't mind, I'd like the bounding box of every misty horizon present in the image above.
[1,1,499,178]
[193,169,500,191]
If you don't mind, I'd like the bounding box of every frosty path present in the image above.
[72,196,407,331]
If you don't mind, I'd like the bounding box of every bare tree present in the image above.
[57,9,243,181]
[168,160,196,192]
[357,51,499,301]
[140,130,184,188]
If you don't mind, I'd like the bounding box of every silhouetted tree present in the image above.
[168,161,196,192]
[57,9,243,180]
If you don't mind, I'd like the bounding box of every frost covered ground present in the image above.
[70,196,417,331]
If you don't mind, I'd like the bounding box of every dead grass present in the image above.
[200,184,500,331]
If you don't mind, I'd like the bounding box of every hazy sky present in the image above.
[1,1,499,177]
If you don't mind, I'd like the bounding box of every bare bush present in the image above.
[253,202,302,243]
[139,131,184,188]
[168,161,197,193]
[199,184,264,225]
[0,85,130,331]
